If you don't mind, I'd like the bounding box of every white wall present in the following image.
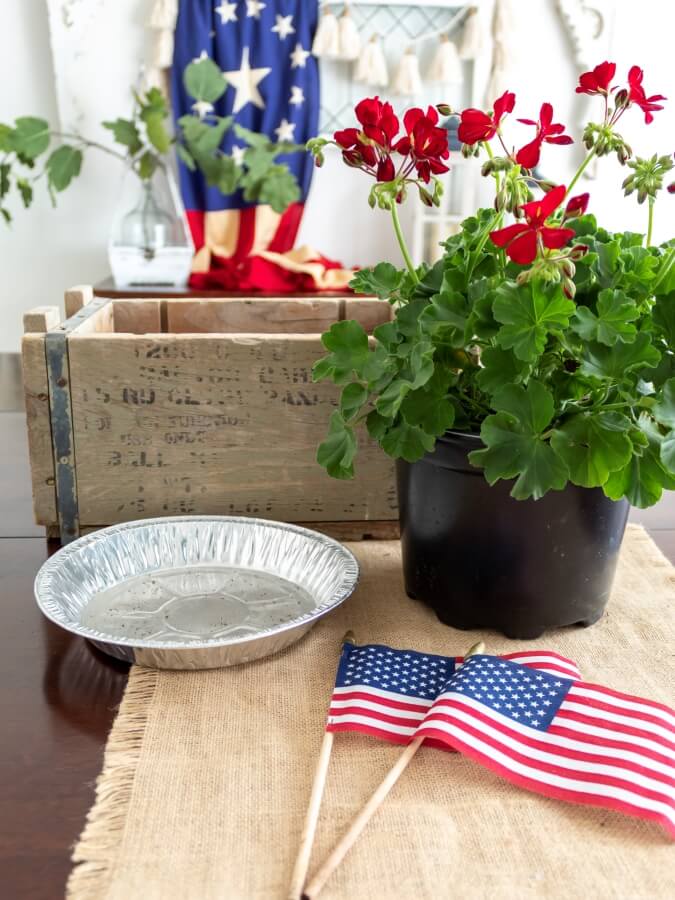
[1,0,673,351]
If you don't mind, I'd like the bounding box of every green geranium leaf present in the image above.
[45,145,83,192]
[375,379,411,418]
[571,288,638,346]
[340,383,368,422]
[102,118,143,155]
[366,410,391,440]
[580,332,660,380]
[409,341,435,388]
[491,380,555,433]
[10,117,50,160]
[494,282,574,361]
[350,262,402,299]
[184,57,227,103]
[603,415,675,507]
[653,378,675,428]
[0,163,9,198]
[381,421,436,462]
[550,412,632,488]
[0,123,12,152]
[475,346,530,395]
[400,389,455,436]
[316,411,357,479]
[313,320,369,384]
[595,240,621,284]
[661,431,675,473]
[420,290,470,346]
[653,292,675,344]
[469,413,568,500]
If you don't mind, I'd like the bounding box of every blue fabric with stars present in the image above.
[172,0,319,212]
[443,655,573,731]
[335,643,459,701]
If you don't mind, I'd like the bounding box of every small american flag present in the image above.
[327,642,581,745]
[416,654,675,837]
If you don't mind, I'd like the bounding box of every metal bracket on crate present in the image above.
[45,295,111,544]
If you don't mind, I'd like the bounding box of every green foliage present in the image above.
[312,210,675,507]
[2,58,303,224]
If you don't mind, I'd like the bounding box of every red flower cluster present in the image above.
[627,66,666,124]
[575,61,666,124]
[489,185,576,265]
[334,97,449,184]
[516,103,573,169]
[457,91,515,145]
[575,61,616,96]
[395,107,450,182]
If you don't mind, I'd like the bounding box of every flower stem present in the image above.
[483,140,501,192]
[646,196,655,247]
[564,147,596,200]
[390,200,418,282]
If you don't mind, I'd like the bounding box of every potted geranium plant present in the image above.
[308,63,674,639]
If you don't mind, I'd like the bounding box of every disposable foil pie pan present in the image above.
[34,516,359,669]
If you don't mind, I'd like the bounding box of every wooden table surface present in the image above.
[0,398,673,899]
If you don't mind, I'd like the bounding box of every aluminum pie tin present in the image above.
[34,516,359,669]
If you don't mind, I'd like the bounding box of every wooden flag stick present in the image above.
[301,640,486,900]
[287,631,356,900]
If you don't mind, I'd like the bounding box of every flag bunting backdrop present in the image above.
[327,642,675,837]
[172,0,351,292]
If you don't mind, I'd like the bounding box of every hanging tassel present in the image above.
[426,34,463,84]
[362,35,388,88]
[393,47,422,96]
[312,8,340,58]
[353,35,373,82]
[484,0,513,102]
[147,0,178,30]
[338,7,362,61]
[151,28,175,70]
[459,7,486,60]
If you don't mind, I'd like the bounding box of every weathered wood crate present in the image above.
[22,287,398,543]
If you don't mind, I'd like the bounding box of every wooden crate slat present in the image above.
[165,298,341,334]
[67,332,397,526]
[21,333,58,526]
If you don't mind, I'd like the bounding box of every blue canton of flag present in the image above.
[172,0,319,214]
[327,642,581,746]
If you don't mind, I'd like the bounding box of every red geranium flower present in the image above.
[457,90,516,145]
[515,103,573,170]
[627,66,666,124]
[395,106,450,182]
[333,97,400,181]
[563,192,589,219]
[489,184,576,265]
[575,61,616,96]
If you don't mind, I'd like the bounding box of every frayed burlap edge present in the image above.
[66,666,159,900]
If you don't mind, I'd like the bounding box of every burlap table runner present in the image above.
[68,525,675,900]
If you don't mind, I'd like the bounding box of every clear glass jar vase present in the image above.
[108,164,194,288]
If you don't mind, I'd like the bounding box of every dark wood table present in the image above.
[1,386,673,898]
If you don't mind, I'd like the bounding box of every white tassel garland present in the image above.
[427,35,462,84]
[459,7,486,60]
[361,35,388,88]
[312,9,340,58]
[338,8,362,61]
[393,48,422,96]
[147,0,178,30]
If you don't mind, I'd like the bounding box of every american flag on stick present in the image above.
[327,641,581,745]
[327,643,675,838]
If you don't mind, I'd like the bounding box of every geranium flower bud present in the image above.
[562,276,576,299]
[562,259,576,278]
[436,103,453,116]
[570,244,590,260]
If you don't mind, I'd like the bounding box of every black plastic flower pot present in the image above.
[396,431,630,640]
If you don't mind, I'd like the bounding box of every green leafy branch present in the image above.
[0,57,304,224]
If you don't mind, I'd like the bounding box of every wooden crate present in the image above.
[22,287,399,543]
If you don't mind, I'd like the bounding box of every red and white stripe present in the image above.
[416,679,675,837]
[326,651,580,746]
